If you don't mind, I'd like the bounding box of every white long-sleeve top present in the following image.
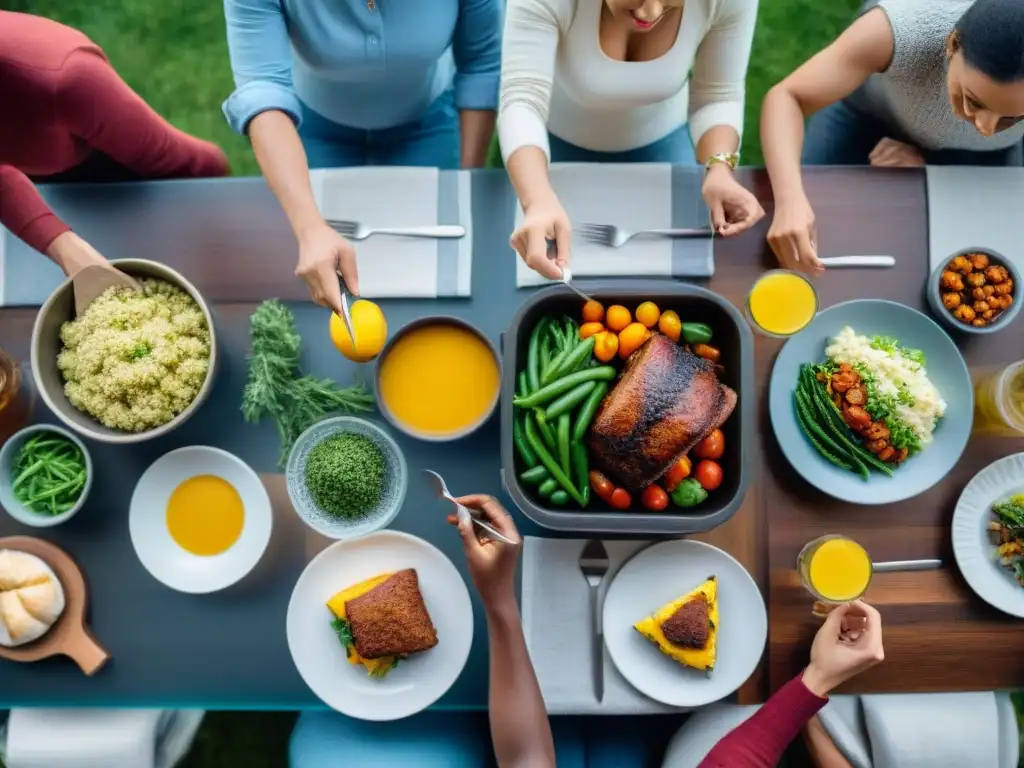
[498,0,757,162]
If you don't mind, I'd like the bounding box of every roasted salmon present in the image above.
[345,569,438,660]
[588,334,736,490]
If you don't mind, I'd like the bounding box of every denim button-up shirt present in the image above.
[223,0,502,133]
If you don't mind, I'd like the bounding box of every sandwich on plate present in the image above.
[633,575,718,675]
[0,549,66,648]
[326,568,438,678]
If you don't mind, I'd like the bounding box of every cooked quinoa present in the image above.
[56,278,211,432]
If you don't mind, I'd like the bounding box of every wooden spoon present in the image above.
[0,536,110,675]
[72,264,142,317]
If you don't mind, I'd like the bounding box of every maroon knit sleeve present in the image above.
[698,674,828,768]
[0,164,71,254]
[55,48,229,179]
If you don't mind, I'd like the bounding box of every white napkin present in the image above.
[311,167,472,298]
[521,536,687,715]
[925,167,1024,274]
[514,163,712,288]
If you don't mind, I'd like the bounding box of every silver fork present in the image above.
[422,470,516,545]
[578,223,713,248]
[579,540,610,703]
[546,239,593,302]
[328,220,466,241]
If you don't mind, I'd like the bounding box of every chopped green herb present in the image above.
[304,433,385,520]
[330,617,353,649]
[994,499,1024,530]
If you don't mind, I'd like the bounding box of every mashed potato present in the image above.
[56,279,211,432]
[825,326,946,446]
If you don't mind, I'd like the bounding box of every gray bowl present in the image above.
[374,315,500,442]
[926,247,1021,335]
[30,258,218,444]
[0,424,93,527]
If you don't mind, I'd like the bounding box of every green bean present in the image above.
[538,478,558,498]
[523,415,587,506]
[513,367,617,409]
[549,490,569,506]
[572,382,608,441]
[571,442,590,507]
[548,336,596,381]
[542,344,575,385]
[544,381,597,420]
[539,338,553,379]
[557,414,571,478]
[533,410,558,453]
[519,465,549,485]
[517,371,530,398]
[794,394,853,472]
[513,414,538,469]
[796,390,867,478]
[526,318,549,394]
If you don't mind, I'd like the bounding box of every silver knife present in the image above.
[820,256,895,268]
[335,273,357,345]
[873,558,942,572]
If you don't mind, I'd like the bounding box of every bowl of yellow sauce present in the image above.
[129,446,273,594]
[376,317,501,441]
[746,270,818,338]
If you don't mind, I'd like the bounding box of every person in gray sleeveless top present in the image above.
[760,0,1024,273]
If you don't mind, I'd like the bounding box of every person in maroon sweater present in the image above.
[690,601,885,768]
[0,12,228,277]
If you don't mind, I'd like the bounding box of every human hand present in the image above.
[802,600,884,697]
[295,222,360,316]
[702,164,765,237]
[869,138,925,168]
[46,232,109,277]
[447,494,522,608]
[766,193,824,274]
[510,192,571,281]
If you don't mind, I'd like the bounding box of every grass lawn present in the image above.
[1,1,867,766]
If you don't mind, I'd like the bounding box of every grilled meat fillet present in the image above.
[588,334,736,490]
[345,569,438,659]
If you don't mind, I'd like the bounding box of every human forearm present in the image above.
[803,715,856,768]
[0,165,71,257]
[506,147,556,210]
[248,110,323,240]
[695,125,741,165]
[460,110,496,168]
[761,87,809,203]
[486,595,555,768]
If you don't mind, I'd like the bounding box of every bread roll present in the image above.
[0,592,49,645]
[0,550,50,591]
[0,550,66,648]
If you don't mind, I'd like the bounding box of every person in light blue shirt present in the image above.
[222,0,501,315]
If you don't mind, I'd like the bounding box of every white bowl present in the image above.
[0,424,92,528]
[129,446,272,594]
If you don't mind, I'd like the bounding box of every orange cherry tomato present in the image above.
[658,310,682,342]
[641,485,669,511]
[694,460,723,492]
[605,305,632,333]
[618,322,649,359]
[662,456,692,491]
[635,301,661,328]
[582,300,605,324]
[693,343,721,364]
[593,330,619,362]
[609,487,632,510]
[579,321,605,339]
[589,470,615,502]
[694,429,725,460]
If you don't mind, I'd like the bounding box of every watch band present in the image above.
[705,152,740,172]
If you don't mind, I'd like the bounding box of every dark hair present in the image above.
[955,0,1024,83]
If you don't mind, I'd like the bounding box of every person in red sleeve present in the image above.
[661,601,885,768]
[0,11,228,277]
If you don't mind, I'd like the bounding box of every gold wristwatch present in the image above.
[705,152,740,172]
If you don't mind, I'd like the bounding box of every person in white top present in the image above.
[499,0,764,279]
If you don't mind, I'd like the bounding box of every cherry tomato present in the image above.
[589,470,614,502]
[609,487,632,510]
[641,485,669,511]
[693,343,721,363]
[579,321,605,339]
[582,300,605,324]
[694,460,723,492]
[662,456,692,491]
[694,429,725,460]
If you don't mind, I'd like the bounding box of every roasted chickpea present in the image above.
[972,287,988,301]
[994,278,1014,296]
[983,284,996,297]
[969,252,991,270]
[967,272,987,288]
[941,270,965,291]
[974,300,991,313]
[950,255,972,274]
[1001,294,1014,309]
[983,309,998,321]
[973,318,988,327]
[943,292,962,309]
[954,304,977,323]
[985,265,1009,284]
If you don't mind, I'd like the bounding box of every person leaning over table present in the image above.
[222,0,501,317]
[0,11,228,278]
[499,0,765,281]
[762,0,1024,274]
[667,601,886,768]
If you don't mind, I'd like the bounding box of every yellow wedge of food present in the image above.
[633,575,717,673]
[326,572,397,678]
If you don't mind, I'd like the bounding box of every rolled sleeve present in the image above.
[222,0,299,135]
[452,0,502,111]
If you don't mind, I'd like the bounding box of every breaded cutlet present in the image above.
[345,568,438,659]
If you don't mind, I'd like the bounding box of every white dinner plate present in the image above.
[129,446,272,594]
[952,452,1024,618]
[603,539,766,708]
[286,530,473,721]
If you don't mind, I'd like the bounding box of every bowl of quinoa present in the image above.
[31,258,217,444]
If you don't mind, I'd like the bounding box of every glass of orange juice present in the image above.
[797,534,873,604]
[973,360,1024,437]
[745,269,819,337]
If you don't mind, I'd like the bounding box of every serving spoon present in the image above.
[72,265,142,317]
[422,470,516,545]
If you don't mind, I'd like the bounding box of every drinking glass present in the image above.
[0,346,30,444]
[797,534,873,606]
[744,269,819,338]
[973,360,1024,437]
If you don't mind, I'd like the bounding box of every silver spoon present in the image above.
[546,239,593,302]
[422,470,516,545]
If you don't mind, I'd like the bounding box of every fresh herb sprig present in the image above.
[11,432,87,515]
[242,300,376,467]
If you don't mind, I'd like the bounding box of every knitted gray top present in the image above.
[849,0,1024,151]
